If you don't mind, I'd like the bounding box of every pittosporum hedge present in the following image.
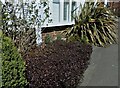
[1,35,28,88]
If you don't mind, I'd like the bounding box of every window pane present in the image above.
[53,0,60,3]
[53,0,60,23]
[71,1,76,21]
[64,0,69,21]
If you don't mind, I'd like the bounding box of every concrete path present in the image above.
[77,44,118,86]
[77,16,119,87]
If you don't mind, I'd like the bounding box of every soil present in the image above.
[23,40,92,88]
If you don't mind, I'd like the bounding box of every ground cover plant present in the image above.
[24,40,92,88]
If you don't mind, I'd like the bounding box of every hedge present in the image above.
[1,35,28,88]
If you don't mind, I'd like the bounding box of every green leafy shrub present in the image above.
[1,2,36,53]
[65,1,118,47]
[44,34,53,44]
[1,35,28,88]
[56,34,62,41]
[1,1,51,53]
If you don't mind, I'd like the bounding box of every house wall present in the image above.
[0,0,110,43]
[42,0,85,27]
[42,25,72,42]
[107,1,120,16]
[1,0,108,28]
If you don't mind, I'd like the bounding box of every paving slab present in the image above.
[77,17,119,87]
[77,44,118,87]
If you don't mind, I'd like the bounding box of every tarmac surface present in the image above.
[78,44,118,86]
[77,17,119,87]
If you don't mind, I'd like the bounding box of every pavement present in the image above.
[77,17,119,87]
[77,44,118,86]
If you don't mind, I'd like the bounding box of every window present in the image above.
[71,1,77,21]
[52,0,60,23]
[64,0,69,21]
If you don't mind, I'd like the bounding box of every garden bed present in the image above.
[23,40,92,88]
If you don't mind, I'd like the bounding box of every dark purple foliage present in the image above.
[24,40,92,88]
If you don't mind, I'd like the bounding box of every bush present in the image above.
[44,34,53,44]
[65,1,118,47]
[56,34,62,41]
[1,1,51,53]
[24,40,92,88]
[1,2,37,53]
[1,35,28,88]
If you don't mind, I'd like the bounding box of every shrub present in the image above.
[1,1,51,53]
[56,34,62,41]
[44,34,53,44]
[65,1,118,47]
[1,2,37,53]
[24,40,92,88]
[1,35,28,88]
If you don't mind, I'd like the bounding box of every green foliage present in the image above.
[1,35,28,88]
[44,34,53,44]
[1,1,51,53]
[56,34,62,41]
[65,1,118,47]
